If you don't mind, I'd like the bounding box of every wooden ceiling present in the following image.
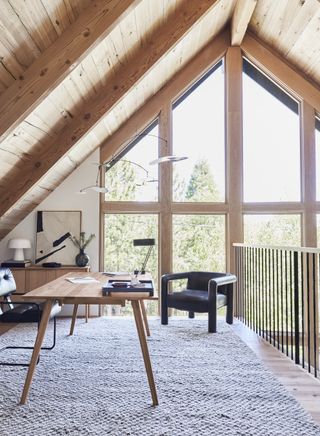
[0,0,319,239]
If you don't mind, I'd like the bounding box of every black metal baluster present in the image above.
[250,247,253,330]
[301,252,305,369]
[294,251,300,365]
[307,253,311,373]
[241,247,244,322]
[253,248,258,333]
[285,250,289,357]
[258,248,261,337]
[290,251,294,361]
[280,250,284,353]
[272,249,276,347]
[244,247,249,326]
[276,249,280,350]
[313,253,317,378]
[263,247,266,340]
[268,249,272,344]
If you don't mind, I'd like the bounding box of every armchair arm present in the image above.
[208,274,237,301]
[161,272,191,284]
[161,272,191,297]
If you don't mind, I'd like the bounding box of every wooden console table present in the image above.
[10,265,91,322]
[10,265,90,294]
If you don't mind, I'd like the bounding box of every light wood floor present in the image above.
[232,322,320,425]
[1,319,320,424]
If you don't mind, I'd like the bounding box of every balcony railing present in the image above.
[234,244,319,378]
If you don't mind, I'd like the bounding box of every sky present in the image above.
[109,61,318,206]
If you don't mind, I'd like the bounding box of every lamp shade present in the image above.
[8,238,31,261]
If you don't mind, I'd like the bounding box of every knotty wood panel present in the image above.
[0,0,220,221]
[0,0,141,143]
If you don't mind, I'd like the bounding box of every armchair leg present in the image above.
[161,303,168,325]
[226,304,233,325]
[188,311,195,319]
[226,283,234,325]
[208,309,217,333]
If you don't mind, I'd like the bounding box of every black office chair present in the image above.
[161,271,237,333]
[0,267,61,366]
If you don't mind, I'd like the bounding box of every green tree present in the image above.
[185,158,220,202]
[105,160,138,201]
[173,159,225,275]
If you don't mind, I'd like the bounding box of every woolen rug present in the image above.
[0,318,320,436]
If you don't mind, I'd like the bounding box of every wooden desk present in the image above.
[19,272,158,406]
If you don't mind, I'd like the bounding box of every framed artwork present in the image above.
[35,211,81,265]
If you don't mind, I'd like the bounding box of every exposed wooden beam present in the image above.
[225,47,243,273]
[100,29,229,162]
[231,0,257,46]
[242,31,320,112]
[0,0,220,219]
[0,0,141,143]
[301,100,317,247]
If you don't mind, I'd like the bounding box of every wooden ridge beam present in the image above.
[0,0,141,143]
[0,0,220,218]
[100,29,229,162]
[231,0,257,46]
[241,32,320,112]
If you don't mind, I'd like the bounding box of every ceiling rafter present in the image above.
[231,0,257,46]
[242,31,320,112]
[0,0,141,144]
[0,0,220,220]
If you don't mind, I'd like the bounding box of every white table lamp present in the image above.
[8,238,31,261]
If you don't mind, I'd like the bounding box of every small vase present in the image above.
[75,248,90,267]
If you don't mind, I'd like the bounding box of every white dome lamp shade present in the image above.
[8,238,31,261]
[149,155,188,165]
[77,163,109,194]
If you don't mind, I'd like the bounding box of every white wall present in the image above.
[0,149,100,268]
[0,149,101,316]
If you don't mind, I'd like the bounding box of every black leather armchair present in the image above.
[0,267,61,366]
[161,271,237,333]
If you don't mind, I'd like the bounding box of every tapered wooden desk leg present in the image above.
[69,304,79,336]
[132,300,158,406]
[20,300,53,405]
[85,304,89,323]
[139,300,150,337]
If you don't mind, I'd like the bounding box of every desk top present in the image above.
[22,272,157,304]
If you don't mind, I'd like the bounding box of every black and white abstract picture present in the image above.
[35,211,81,265]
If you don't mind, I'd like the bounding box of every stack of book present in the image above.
[1,260,32,268]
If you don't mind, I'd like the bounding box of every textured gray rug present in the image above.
[0,318,320,436]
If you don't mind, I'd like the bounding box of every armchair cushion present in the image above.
[168,290,227,312]
[0,301,61,323]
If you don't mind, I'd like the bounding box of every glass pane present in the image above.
[104,214,158,316]
[243,61,300,202]
[244,214,301,246]
[172,63,225,202]
[105,124,159,201]
[173,215,225,272]
[316,118,320,200]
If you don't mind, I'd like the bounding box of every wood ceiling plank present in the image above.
[8,0,59,51]
[0,0,220,219]
[40,0,90,36]
[241,31,320,113]
[231,0,258,46]
[280,0,320,56]
[0,0,142,143]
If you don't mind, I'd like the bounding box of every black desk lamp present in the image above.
[133,238,155,275]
